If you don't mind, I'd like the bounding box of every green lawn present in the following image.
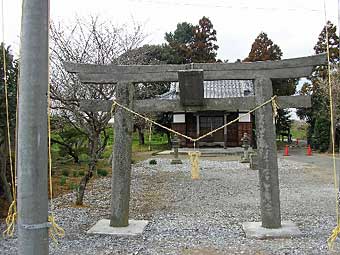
[290,120,308,140]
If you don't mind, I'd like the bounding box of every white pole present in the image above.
[18,0,50,254]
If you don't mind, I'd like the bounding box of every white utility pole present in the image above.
[18,0,50,254]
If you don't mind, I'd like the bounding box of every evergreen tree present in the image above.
[190,16,219,63]
[244,32,282,62]
[312,116,330,152]
[312,21,339,80]
[165,22,194,64]
[297,21,339,149]
[0,43,18,205]
[165,16,219,63]
[244,32,296,137]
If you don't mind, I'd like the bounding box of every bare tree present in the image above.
[50,16,146,205]
[117,45,170,145]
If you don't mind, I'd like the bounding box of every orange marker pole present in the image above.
[284,145,289,156]
[307,145,312,156]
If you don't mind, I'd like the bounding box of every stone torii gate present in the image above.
[65,54,325,237]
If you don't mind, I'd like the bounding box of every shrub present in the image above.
[69,182,79,191]
[149,159,157,165]
[312,116,330,152]
[61,169,70,177]
[97,169,108,177]
[78,170,85,176]
[72,171,79,177]
[60,176,67,186]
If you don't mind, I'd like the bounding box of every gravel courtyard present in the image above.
[1,157,339,255]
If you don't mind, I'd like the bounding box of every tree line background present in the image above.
[0,16,339,207]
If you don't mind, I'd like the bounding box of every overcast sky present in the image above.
[2,0,339,62]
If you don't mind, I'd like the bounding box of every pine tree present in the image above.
[243,32,282,62]
[190,16,219,63]
[312,21,339,80]
[165,17,219,63]
[164,22,194,64]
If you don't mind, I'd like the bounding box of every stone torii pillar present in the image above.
[241,77,303,238]
[254,77,281,228]
[110,82,134,227]
[88,82,149,235]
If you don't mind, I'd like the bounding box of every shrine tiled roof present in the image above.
[158,80,254,99]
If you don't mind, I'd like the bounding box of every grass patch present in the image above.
[69,182,79,191]
[60,176,67,186]
[291,120,308,140]
[97,169,108,176]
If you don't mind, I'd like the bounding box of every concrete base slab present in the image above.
[242,221,302,239]
[87,219,149,236]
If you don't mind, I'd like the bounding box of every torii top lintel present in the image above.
[64,54,326,84]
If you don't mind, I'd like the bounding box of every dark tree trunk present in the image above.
[75,132,99,205]
[166,132,172,146]
[75,159,95,205]
[136,127,145,145]
[0,143,13,204]
[67,145,80,164]
[51,138,80,164]
[70,150,80,164]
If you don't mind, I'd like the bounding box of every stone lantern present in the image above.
[171,134,182,164]
[240,132,250,163]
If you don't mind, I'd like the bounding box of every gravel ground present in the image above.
[1,158,339,255]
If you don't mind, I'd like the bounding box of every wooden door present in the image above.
[199,116,224,142]
[227,113,239,147]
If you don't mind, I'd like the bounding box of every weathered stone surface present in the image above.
[171,135,182,164]
[254,77,281,229]
[250,153,258,170]
[64,54,326,75]
[64,54,326,83]
[75,67,314,83]
[78,95,311,113]
[178,70,204,106]
[276,95,311,108]
[110,82,134,227]
[242,221,302,239]
[87,219,149,236]
[240,133,250,163]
